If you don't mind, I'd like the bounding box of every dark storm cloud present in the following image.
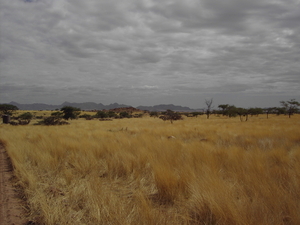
[0,0,299,108]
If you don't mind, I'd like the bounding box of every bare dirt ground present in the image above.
[0,144,28,225]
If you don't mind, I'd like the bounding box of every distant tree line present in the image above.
[0,98,299,125]
[212,98,300,121]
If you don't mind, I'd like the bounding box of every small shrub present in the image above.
[19,112,33,122]
[107,111,117,118]
[51,111,63,118]
[79,114,93,120]
[10,121,18,126]
[37,116,69,125]
[8,112,33,125]
[120,111,131,118]
[95,111,108,119]
[18,120,31,125]
[150,111,159,117]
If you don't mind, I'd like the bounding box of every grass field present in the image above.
[1,113,300,224]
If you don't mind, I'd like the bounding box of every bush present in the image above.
[120,111,131,118]
[51,111,63,118]
[95,111,108,118]
[79,114,93,120]
[107,111,117,118]
[133,113,143,118]
[18,112,33,125]
[42,117,62,125]
[19,112,33,120]
[36,116,69,125]
[150,111,159,117]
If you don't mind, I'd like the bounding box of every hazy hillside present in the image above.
[4,102,201,111]
[6,101,131,111]
[137,104,196,112]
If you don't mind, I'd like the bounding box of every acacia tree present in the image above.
[0,104,18,115]
[218,104,229,115]
[236,108,249,122]
[205,98,213,119]
[264,107,277,119]
[217,104,238,118]
[274,107,286,115]
[61,106,81,120]
[248,107,263,117]
[159,109,182,124]
[280,99,300,118]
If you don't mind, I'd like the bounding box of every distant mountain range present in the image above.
[137,104,196,112]
[5,101,201,112]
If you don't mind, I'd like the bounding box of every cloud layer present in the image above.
[1,0,299,108]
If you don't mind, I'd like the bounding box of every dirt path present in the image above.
[0,144,28,225]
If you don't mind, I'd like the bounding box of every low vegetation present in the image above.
[1,114,300,224]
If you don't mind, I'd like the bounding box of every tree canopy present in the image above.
[280,99,300,118]
[159,109,182,123]
[0,104,19,115]
[60,106,81,120]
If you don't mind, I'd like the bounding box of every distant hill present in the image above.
[4,102,201,111]
[8,101,60,110]
[106,107,144,113]
[6,101,131,111]
[137,104,199,112]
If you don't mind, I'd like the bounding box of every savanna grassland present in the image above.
[1,113,300,225]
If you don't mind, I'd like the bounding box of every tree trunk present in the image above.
[206,112,210,119]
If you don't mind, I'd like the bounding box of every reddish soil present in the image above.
[0,144,28,225]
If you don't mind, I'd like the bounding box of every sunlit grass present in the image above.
[0,114,300,224]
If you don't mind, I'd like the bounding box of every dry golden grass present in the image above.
[1,114,300,224]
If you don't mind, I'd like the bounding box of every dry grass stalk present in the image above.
[0,114,300,224]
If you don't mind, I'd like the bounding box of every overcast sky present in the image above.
[0,0,299,109]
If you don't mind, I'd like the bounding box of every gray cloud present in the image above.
[0,0,299,108]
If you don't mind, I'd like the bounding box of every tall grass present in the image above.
[1,114,300,224]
